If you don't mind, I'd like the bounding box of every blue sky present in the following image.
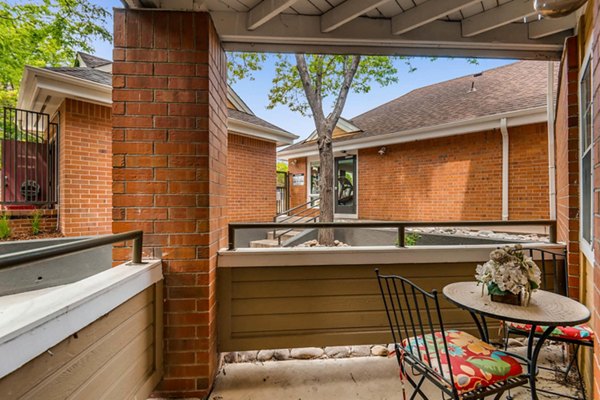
[90,0,515,140]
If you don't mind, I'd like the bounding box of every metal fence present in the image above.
[276,171,289,215]
[1,108,59,207]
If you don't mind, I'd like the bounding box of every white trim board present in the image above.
[0,259,163,379]
[218,243,565,268]
[279,107,548,159]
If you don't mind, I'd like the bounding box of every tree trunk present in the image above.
[317,126,334,246]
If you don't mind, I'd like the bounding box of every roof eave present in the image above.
[229,118,299,146]
[278,106,548,159]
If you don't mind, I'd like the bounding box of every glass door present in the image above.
[335,155,356,214]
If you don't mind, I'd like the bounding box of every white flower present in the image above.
[474,246,542,297]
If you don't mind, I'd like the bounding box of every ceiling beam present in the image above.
[391,0,480,35]
[528,14,576,39]
[462,0,537,37]
[247,0,299,30]
[211,11,567,60]
[321,0,390,33]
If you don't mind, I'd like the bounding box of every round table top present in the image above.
[443,281,591,326]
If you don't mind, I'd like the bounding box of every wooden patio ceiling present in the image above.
[122,0,579,60]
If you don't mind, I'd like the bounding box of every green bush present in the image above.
[31,210,42,235]
[396,232,421,247]
[0,214,11,240]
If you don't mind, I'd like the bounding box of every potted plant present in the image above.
[475,245,542,306]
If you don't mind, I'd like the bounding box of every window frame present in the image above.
[579,43,595,263]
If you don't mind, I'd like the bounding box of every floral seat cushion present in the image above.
[402,330,524,394]
[507,322,594,342]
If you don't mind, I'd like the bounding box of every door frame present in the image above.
[305,151,358,219]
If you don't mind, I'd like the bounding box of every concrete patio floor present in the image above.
[207,346,581,400]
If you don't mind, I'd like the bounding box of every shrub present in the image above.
[395,232,421,247]
[0,214,11,240]
[31,210,42,235]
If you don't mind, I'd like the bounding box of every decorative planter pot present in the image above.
[490,292,521,306]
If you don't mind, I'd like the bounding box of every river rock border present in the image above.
[222,344,392,364]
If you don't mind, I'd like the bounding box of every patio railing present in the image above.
[228,220,557,250]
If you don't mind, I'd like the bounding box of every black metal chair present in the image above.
[376,270,529,400]
[503,248,593,400]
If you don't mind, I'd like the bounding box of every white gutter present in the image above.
[279,106,548,159]
[500,118,509,221]
[228,118,298,146]
[547,62,557,220]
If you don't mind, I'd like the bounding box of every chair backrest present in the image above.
[375,269,455,391]
[524,248,568,296]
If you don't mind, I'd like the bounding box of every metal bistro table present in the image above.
[443,282,590,400]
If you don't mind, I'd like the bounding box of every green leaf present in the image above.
[487,283,507,295]
[467,357,511,376]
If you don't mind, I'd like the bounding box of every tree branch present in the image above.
[295,53,325,123]
[327,55,360,131]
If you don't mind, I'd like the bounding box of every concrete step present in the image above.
[266,229,304,241]
[249,239,280,248]
[275,215,317,223]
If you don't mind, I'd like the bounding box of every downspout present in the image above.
[500,118,509,221]
[547,62,557,220]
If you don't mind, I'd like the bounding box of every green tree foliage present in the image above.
[0,0,111,108]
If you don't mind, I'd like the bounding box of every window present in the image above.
[309,161,320,198]
[580,57,593,250]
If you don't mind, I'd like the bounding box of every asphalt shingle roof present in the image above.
[44,67,112,86]
[77,52,112,68]
[284,60,557,153]
[228,108,290,134]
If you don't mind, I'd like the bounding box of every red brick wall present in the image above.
[112,10,227,398]
[59,99,112,236]
[555,37,581,299]
[227,133,276,222]
[1,210,58,237]
[356,124,549,221]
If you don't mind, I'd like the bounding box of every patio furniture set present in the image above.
[376,248,594,400]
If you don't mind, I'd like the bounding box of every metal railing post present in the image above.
[397,225,405,248]
[132,233,143,264]
[228,224,235,250]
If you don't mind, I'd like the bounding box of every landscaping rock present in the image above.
[350,345,371,357]
[257,350,275,362]
[371,345,388,357]
[324,346,350,358]
[273,349,291,361]
[291,347,324,359]
[237,351,258,362]
[223,352,237,363]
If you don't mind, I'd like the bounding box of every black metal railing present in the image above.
[228,220,557,250]
[272,197,320,245]
[276,171,289,215]
[1,107,59,207]
[0,230,144,269]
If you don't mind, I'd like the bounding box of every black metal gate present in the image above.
[276,171,289,215]
[1,108,59,207]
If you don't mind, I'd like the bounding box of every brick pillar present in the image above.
[554,36,580,299]
[59,99,112,236]
[112,9,227,398]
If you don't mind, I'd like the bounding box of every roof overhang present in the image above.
[17,66,112,117]
[278,106,548,159]
[120,0,583,61]
[229,117,298,146]
[17,66,296,145]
